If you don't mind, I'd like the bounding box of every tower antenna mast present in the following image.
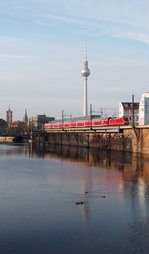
[85,31,87,60]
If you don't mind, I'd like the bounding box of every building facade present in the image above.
[8,121,28,136]
[139,92,149,125]
[0,119,8,136]
[29,114,55,131]
[119,102,139,125]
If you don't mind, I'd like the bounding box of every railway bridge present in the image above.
[31,125,149,154]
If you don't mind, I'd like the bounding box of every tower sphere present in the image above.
[81,60,90,77]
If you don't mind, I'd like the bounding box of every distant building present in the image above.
[29,114,55,131]
[6,108,13,124]
[119,102,139,125]
[0,119,8,136]
[139,92,149,125]
[23,109,28,124]
[8,121,29,136]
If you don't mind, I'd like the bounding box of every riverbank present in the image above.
[0,135,30,143]
[0,136,14,142]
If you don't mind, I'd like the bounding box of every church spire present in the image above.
[23,108,28,123]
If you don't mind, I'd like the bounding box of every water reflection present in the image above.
[29,143,149,181]
[0,143,149,253]
[29,144,149,239]
[0,143,29,158]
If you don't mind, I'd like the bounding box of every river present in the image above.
[0,143,149,254]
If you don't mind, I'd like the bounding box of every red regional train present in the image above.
[44,117,129,130]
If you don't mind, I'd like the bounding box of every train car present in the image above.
[58,123,63,128]
[70,121,77,127]
[92,119,102,126]
[109,118,118,125]
[44,116,129,131]
[64,122,70,127]
[77,120,84,127]
[85,120,92,126]
[102,118,110,125]
[109,117,129,125]
[44,124,49,128]
[54,123,59,128]
[44,123,54,128]
[121,117,129,125]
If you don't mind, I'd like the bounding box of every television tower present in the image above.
[81,33,91,117]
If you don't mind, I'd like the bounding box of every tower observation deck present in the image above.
[81,33,91,117]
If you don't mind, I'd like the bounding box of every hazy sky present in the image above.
[1,0,149,120]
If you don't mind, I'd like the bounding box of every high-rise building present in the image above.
[6,108,13,124]
[139,92,149,125]
[81,33,91,117]
[23,109,28,123]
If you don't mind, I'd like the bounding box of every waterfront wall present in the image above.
[31,125,149,154]
[0,136,14,142]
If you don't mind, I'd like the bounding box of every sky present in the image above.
[1,0,149,120]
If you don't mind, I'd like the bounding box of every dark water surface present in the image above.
[0,143,149,253]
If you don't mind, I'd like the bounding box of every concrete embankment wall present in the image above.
[0,137,14,142]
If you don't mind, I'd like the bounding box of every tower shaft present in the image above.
[83,77,88,117]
